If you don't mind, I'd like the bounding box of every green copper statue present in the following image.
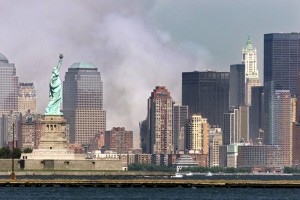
[45,54,63,115]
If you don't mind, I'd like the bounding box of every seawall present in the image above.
[1,179,300,188]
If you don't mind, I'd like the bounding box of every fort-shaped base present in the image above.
[21,149,85,160]
[38,115,67,150]
[21,115,80,160]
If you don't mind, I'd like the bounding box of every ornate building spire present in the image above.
[245,36,253,50]
[242,36,261,105]
[242,36,258,78]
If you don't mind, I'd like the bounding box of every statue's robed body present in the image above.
[45,54,63,115]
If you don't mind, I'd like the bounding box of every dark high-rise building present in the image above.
[182,71,230,128]
[229,64,245,107]
[263,81,277,145]
[63,62,106,145]
[173,105,188,152]
[0,53,18,115]
[249,86,264,144]
[222,113,233,145]
[264,33,300,96]
[139,119,148,153]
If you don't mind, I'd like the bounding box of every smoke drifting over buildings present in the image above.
[0,0,299,144]
[0,1,210,142]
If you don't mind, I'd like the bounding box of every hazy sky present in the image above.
[0,0,299,145]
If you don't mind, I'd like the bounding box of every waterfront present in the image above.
[0,173,298,181]
[1,187,300,200]
[1,174,300,199]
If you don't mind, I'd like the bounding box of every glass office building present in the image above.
[0,53,18,115]
[63,62,106,145]
[229,64,245,107]
[182,71,229,128]
[264,33,300,96]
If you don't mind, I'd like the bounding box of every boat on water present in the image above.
[171,173,183,178]
[185,172,193,176]
[206,172,213,177]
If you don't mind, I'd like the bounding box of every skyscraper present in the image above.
[182,71,230,128]
[147,86,173,154]
[249,86,264,143]
[186,114,209,154]
[264,81,292,166]
[63,62,106,146]
[242,36,260,105]
[222,112,234,145]
[229,64,245,107]
[209,127,222,167]
[18,82,37,115]
[223,106,249,145]
[273,90,292,166]
[0,111,21,148]
[0,53,18,115]
[264,33,300,96]
[173,104,188,152]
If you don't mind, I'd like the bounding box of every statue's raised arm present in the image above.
[45,54,64,115]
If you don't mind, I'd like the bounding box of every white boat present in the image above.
[185,172,193,176]
[171,173,183,178]
[206,172,213,177]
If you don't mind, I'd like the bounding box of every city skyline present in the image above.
[0,1,299,141]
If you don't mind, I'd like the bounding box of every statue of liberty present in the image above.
[45,54,63,115]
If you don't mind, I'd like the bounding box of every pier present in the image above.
[1,179,300,188]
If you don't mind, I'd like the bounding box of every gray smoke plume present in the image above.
[0,0,209,147]
[2,0,298,147]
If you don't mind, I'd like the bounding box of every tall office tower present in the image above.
[182,71,230,128]
[186,114,209,154]
[229,64,245,107]
[147,86,173,154]
[0,53,18,115]
[209,127,222,167]
[223,106,249,145]
[264,33,300,96]
[105,127,133,154]
[242,36,260,105]
[222,112,234,145]
[274,90,292,165]
[223,108,239,145]
[249,86,264,144]
[0,112,21,148]
[239,105,249,142]
[18,83,37,115]
[263,81,279,145]
[63,62,106,145]
[293,72,300,165]
[173,104,188,152]
[264,82,292,165]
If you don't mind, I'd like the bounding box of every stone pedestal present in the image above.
[39,115,67,149]
[21,115,81,160]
